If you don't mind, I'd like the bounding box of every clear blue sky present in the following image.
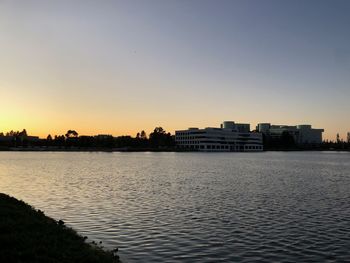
[1,0,349,139]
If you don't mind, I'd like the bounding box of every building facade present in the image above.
[175,121,263,152]
[257,123,324,145]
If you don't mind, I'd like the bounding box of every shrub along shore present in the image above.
[0,193,120,263]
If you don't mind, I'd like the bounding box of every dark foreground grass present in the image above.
[0,193,120,263]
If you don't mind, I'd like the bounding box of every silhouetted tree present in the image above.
[0,126,177,150]
[7,130,15,137]
[336,133,340,144]
[140,130,147,139]
[53,135,66,147]
[19,129,27,137]
[65,130,79,138]
[64,130,79,147]
[133,130,149,148]
[46,135,53,147]
[149,127,174,148]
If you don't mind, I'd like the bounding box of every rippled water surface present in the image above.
[1,151,350,262]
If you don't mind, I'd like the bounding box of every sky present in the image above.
[0,0,349,140]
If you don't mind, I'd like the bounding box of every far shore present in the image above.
[0,146,348,152]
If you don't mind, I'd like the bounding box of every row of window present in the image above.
[177,140,262,145]
[176,136,203,140]
[176,136,261,141]
[179,145,263,150]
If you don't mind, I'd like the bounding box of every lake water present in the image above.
[1,151,350,262]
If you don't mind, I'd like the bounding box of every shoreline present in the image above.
[0,147,349,152]
[0,193,120,263]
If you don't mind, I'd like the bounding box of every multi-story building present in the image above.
[257,123,324,145]
[175,121,263,152]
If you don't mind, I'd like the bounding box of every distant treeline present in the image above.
[0,127,175,150]
[262,131,350,151]
[322,132,350,151]
[1,128,349,151]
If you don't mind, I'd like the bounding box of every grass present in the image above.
[0,193,120,263]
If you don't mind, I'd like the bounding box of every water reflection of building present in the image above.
[175,121,263,152]
[257,123,324,145]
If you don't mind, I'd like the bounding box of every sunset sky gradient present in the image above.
[1,0,349,140]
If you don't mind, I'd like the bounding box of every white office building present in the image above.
[175,121,263,152]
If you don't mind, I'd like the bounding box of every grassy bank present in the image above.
[0,193,120,263]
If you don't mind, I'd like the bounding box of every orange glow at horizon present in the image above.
[0,114,344,142]
[0,81,345,141]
